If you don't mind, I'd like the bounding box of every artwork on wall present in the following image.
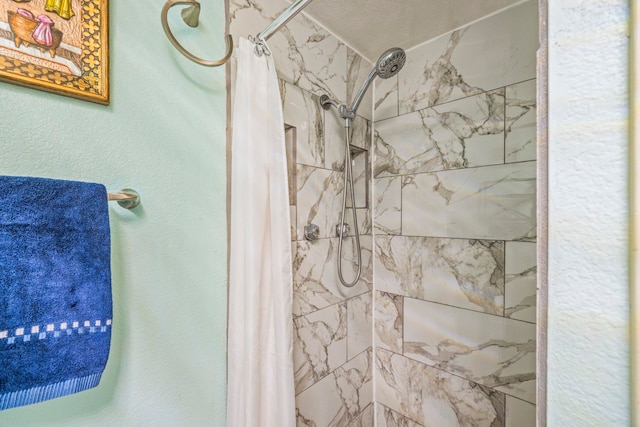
[0,0,108,105]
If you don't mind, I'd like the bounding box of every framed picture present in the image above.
[0,0,108,105]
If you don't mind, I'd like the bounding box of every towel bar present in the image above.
[161,0,233,67]
[107,189,140,209]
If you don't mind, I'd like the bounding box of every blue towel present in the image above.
[0,176,112,410]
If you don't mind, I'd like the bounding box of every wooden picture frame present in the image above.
[0,0,108,105]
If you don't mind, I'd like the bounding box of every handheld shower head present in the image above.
[324,51,405,288]
[349,47,406,113]
[376,47,407,79]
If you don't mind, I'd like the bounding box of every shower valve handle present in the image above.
[336,223,350,237]
[304,223,320,241]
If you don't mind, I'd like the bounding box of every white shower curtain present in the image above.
[227,37,296,427]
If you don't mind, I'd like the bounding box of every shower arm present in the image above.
[349,67,377,113]
[253,0,315,55]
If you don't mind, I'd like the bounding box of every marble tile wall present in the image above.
[229,0,538,425]
[372,2,538,426]
[230,2,374,425]
[375,1,538,122]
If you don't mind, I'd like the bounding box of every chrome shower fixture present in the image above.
[320,94,355,122]
[320,47,406,288]
[321,47,406,121]
[376,47,407,79]
[350,47,406,113]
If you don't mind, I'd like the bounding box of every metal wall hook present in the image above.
[181,2,200,27]
[161,0,233,67]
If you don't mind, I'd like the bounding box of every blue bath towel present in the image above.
[0,176,112,410]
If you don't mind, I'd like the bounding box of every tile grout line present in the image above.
[377,347,536,406]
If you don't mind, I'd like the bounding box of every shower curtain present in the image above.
[227,37,296,427]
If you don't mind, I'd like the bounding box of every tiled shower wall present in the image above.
[230,0,538,425]
[372,2,538,426]
[230,1,376,425]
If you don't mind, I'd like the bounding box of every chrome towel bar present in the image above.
[107,189,140,209]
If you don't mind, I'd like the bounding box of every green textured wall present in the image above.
[0,0,227,425]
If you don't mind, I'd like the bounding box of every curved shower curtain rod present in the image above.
[161,0,315,65]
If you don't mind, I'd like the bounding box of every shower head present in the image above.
[349,47,406,113]
[375,47,407,79]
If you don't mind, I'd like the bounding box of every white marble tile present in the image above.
[296,165,344,240]
[348,403,374,427]
[425,89,505,169]
[506,397,536,427]
[338,235,373,289]
[229,0,347,101]
[282,81,325,168]
[338,209,372,238]
[292,241,297,263]
[375,90,506,178]
[294,303,347,393]
[355,208,372,236]
[277,14,347,101]
[347,48,373,121]
[374,176,402,235]
[398,32,467,114]
[402,162,537,241]
[350,116,372,151]
[374,112,443,177]
[375,75,399,121]
[290,205,297,241]
[296,349,372,426]
[229,0,284,44]
[347,292,372,359]
[398,0,538,114]
[374,292,403,353]
[404,298,536,403]
[293,236,373,317]
[376,403,424,427]
[375,236,505,314]
[505,241,537,323]
[376,349,505,426]
[325,111,372,172]
[505,79,537,163]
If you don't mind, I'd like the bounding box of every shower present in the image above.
[320,47,406,287]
